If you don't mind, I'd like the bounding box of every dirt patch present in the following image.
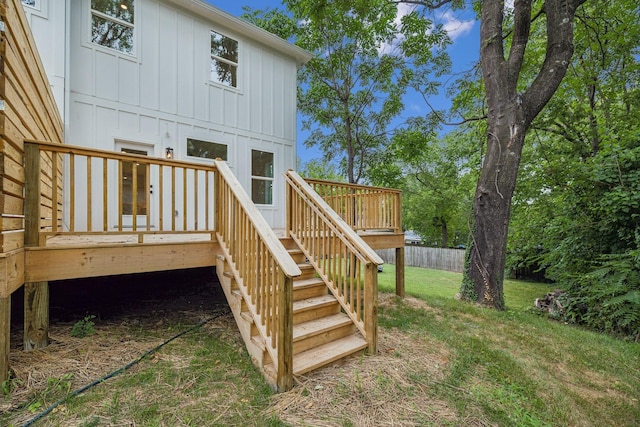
[3,274,468,426]
[2,268,228,421]
[265,295,462,427]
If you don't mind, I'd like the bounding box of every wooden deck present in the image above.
[0,0,405,390]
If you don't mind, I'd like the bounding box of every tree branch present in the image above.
[522,0,588,124]
[393,0,455,9]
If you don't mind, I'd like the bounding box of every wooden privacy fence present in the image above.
[377,246,465,273]
[215,160,301,391]
[286,170,383,353]
[305,178,401,233]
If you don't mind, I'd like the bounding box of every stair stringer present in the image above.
[215,255,275,378]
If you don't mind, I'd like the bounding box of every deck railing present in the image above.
[24,142,302,390]
[286,171,383,352]
[215,160,301,391]
[24,140,217,245]
[304,178,402,233]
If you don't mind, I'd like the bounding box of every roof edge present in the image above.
[165,0,313,65]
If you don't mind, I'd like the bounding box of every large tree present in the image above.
[459,0,587,308]
[244,0,451,184]
[404,0,587,308]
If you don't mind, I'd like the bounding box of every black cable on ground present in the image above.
[20,308,230,427]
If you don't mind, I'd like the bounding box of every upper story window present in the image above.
[21,0,38,8]
[251,150,274,205]
[210,30,238,87]
[91,0,135,55]
[187,139,227,161]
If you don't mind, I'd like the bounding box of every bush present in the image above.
[563,250,640,340]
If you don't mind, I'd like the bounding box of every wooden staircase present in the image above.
[216,238,368,385]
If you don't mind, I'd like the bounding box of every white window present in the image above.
[187,139,227,161]
[251,150,273,205]
[210,30,238,87]
[91,0,135,55]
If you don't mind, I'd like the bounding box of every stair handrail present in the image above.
[214,160,300,391]
[285,170,382,353]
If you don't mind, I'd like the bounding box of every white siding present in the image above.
[29,0,301,229]
[21,0,65,117]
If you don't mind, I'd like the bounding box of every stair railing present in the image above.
[215,160,301,391]
[304,178,402,233]
[285,170,383,353]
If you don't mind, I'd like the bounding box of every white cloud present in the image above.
[438,10,475,42]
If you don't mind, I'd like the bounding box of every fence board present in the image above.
[377,246,465,273]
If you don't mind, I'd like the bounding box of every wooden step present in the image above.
[293,334,369,375]
[292,313,354,355]
[293,294,341,324]
[297,262,316,279]
[287,248,306,263]
[292,277,327,301]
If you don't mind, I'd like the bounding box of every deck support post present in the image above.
[395,246,405,298]
[276,275,294,392]
[364,263,378,354]
[0,297,10,383]
[24,282,49,350]
[24,142,49,350]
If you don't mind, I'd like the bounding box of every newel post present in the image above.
[276,273,294,391]
[24,142,49,350]
[364,263,378,354]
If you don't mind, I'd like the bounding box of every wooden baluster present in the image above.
[87,156,92,231]
[103,158,108,231]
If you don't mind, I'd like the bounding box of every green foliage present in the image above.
[70,315,96,338]
[2,373,22,396]
[563,250,640,339]
[298,158,344,181]
[504,0,640,336]
[244,0,452,184]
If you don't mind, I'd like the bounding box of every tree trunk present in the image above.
[460,0,586,309]
[440,218,448,248]
[462,116,527,309]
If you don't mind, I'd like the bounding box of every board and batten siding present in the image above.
[36,0,301,229]
[377,247,465,273]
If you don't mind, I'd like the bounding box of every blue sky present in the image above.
[205,1,480,164]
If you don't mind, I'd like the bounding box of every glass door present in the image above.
[117,143,154,229]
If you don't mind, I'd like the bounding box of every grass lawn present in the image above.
[377,263,556,310]
[2,266,639,426]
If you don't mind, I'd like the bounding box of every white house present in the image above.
[20,0,312,229]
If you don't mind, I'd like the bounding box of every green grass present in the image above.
[378,263,556,310]
[3,265,639,426]
[377,264,640,426]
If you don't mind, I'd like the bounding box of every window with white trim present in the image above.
[210,30,238,87]
[21,0,38,8]
[187,139,227,161]
[251,150,274,205]
[91,0,135,55]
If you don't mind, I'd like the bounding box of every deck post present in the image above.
[395,246,405,298]
[276,274,293,392]
[0,297,9,383]
[364,263,378,354]
[24,142,49,350]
